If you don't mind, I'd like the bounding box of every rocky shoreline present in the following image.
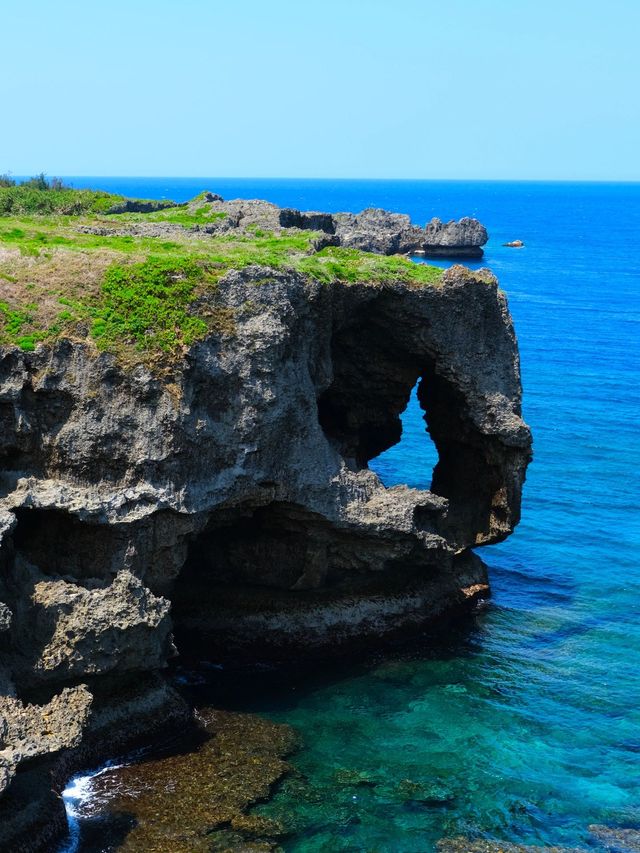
[78,193,489,259]
[0,192,526,850]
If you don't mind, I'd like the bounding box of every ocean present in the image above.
[60,178,640,850]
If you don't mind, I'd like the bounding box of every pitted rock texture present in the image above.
[333,208,425,254]
[436,839,586,853]
[0,685,92,792]
[423,216,489,257]
[8,562,174,686]
[0,245,529,848]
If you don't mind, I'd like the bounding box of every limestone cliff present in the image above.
[0,193,529,850]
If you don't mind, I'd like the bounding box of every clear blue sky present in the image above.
[2,0,639,180]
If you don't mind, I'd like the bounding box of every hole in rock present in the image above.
[315,304,436,471]
[315,299,509,546]
[170,498,448,659]
[10,507,121,581]
[369,381,438,491]
[174,501,378,597]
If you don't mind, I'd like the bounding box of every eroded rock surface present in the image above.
[83,195,489,257]
[423,216,489,257]
[8,562,173,685]
[0,201,528,849]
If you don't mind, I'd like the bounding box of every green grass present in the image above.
[0,301,45,351]
[297,246,444,285]
[151,208,227,226]
[0,186,128,216]
[0,189,445,366]
[91,257,212,355]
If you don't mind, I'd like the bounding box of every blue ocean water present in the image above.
[62,178,640,850]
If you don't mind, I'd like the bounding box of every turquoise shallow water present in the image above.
[61,179,640,850]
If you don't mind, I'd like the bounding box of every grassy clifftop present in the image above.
[0,183,443,366]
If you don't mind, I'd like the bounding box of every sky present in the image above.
[1,0,639,180]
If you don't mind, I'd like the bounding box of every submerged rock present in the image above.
[396,778,456,805]
[436,838,586,853]
[333,768,379,788]
[72,709,297,852]
[589,825,640,851]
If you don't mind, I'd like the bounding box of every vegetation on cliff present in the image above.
[0,186,443,365]
[0,174,173,216]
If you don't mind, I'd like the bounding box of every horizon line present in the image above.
[7,174,640,185]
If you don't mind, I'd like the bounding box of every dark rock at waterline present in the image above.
[0,675,189,852]
[332,210,488,258]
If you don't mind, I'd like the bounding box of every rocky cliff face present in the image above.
[0,197,529,850]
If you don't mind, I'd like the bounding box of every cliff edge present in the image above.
[0,190,529,850]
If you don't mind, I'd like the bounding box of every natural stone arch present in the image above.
[316,276,530,550]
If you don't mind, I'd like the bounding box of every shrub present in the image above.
[22,173,51,191]
[0,301,45,351]
[91,257,209,355]
[0,186,125,215]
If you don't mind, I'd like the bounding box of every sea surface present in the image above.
[60,178,640,851]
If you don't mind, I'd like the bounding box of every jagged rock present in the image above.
[0,674,189,852]
[0,685,92,766]
[422,217,489,257]
[84,192,489,257]
[0,684,92,795]
[7,562,173,685]
[0,263,529,668]
[333,208,424,254]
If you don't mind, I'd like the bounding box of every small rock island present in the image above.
[0,185,530,850]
